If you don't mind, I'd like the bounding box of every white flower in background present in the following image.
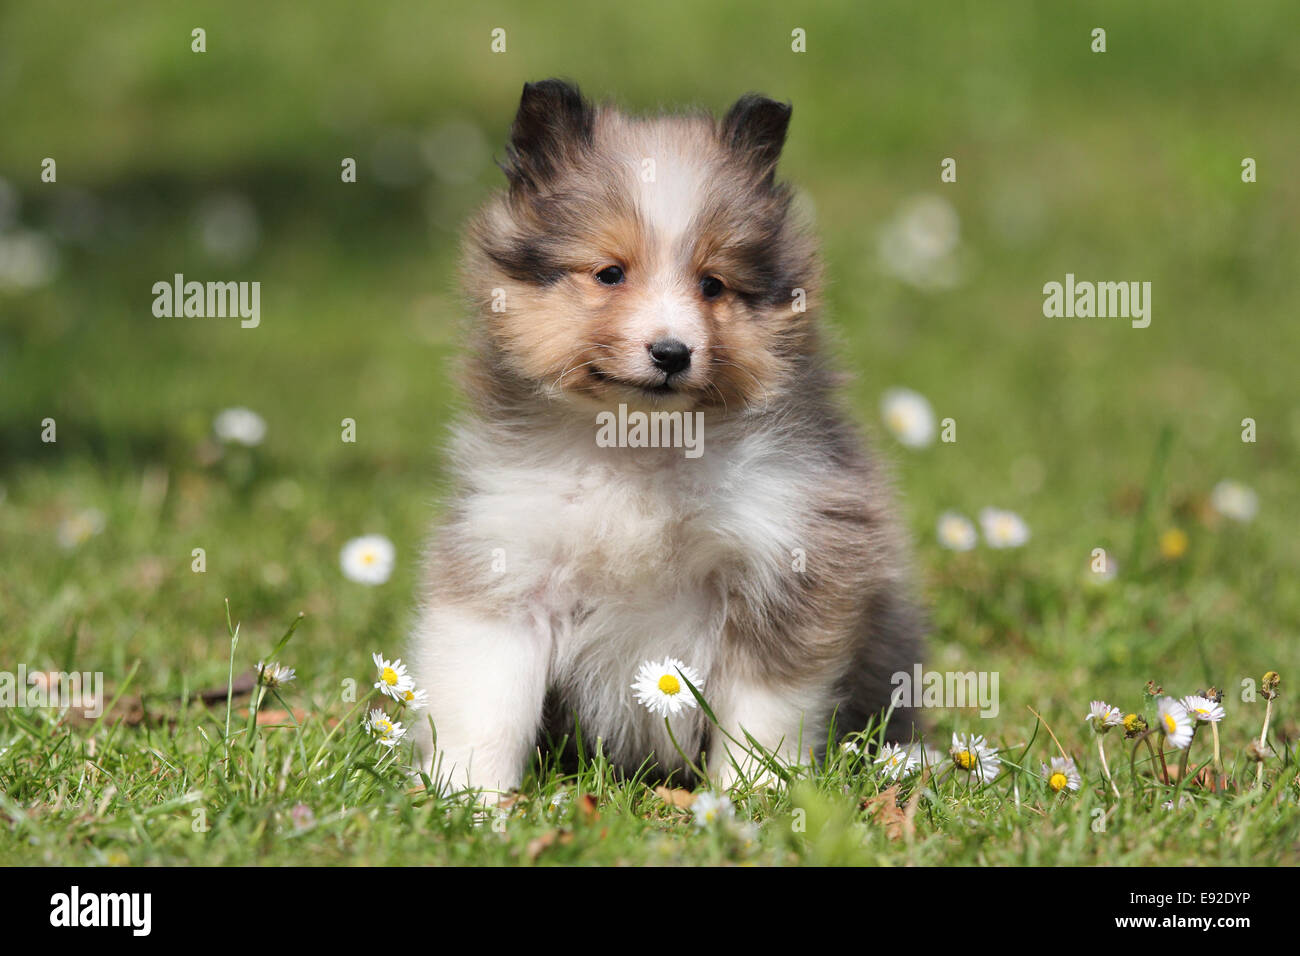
[1155,697,1194,750]
[1041,756,1082,793]
[1180,695,1224,724]
[365,708,406,748]
[1084,700,1123,733]
[398,686,429,711]
[0,230,59,291]
[881,388,936,448]
[1162,794,1194,812]
[1210,480,1258,523]
[980,507,1030,548]
[194,192,260,262]
[56,508,106,550]
[936,511,977,551]
[213,407,266,446]
[691,791,734,827]
[877,195,962,290]
[256,660,295,688]
[372,652,414,700]
[632,658,704,717]
[950,732,1001,783]
[341,534,395,585]
[874,742,920,781]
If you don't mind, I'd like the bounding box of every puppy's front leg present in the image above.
[706,673,831,791]
[410,605,550,799]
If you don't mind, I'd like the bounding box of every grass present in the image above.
[2,0,1299,865]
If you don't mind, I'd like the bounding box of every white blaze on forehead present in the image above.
[616,122,716,349]
[623,122,714,251]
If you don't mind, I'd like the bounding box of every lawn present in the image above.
[1,0,1298,866]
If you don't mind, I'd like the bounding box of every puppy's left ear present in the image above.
[721,94,792,184]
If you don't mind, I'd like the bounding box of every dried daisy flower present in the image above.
[1085,700,1123,734]
[256,660,296,688]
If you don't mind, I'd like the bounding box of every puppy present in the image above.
[410,80,923,795]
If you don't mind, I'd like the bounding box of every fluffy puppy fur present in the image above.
[410,79,923,795]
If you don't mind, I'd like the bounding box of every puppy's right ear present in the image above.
[501,79,595,192]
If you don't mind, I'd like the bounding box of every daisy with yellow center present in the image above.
[372,652,415,701]
[979,508,1030,549]
[1179,695,1224,723]
[880,388,936,448]
[631,658,704,717]
[936,512,978,552]
[875,742,920,781]
[1155,697,1194,750]
[366,708,406,748]
[691,791,734,828]
[1041,756,1082,794]
[340,534,396,585]
[399,686,429,712]
[949,732,1001,783]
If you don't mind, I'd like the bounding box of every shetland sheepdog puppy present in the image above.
[410,79,923,796]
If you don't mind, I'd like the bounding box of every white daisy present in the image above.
[880,388,936,448]
[397,686,429,711]
[877,195,963,291]
[1162,794,1194,812]
[372,652,415,700]
[874,742,920,781]
[1041,756,1082,793]
[256,660,295,688]
[631,658,704,717]
[1210,480,1257,523]
[1180,695,1224,724]
[1155,697,1194,750]
[341,534,395,585]
[366,708,406,748]
[950,732,1001,783]
[936,511,977,551]
[56,508,106,550]
[213,407,266,446]
[980,507,1030,549]
[691,791,734,828]
[1084,700,1123,734]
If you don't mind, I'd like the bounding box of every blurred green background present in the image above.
[2,0,1297,732]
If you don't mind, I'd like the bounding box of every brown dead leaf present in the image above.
[654,786,697,808]
[577,793,599,821]
[862,785,907,841]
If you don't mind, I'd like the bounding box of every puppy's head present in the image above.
[464,80,821,413]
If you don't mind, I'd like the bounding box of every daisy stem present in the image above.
[663,716,710,785]
[1097,736,1121,799]
[1211,722,1222,787]
[1255,696,1273,788]
[1176,736,1191,786]
[303,686,380,779]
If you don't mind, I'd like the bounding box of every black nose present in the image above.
[648,338,691,376]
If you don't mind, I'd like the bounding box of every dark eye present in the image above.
[595,265,625,286]
[699,275,725,299]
